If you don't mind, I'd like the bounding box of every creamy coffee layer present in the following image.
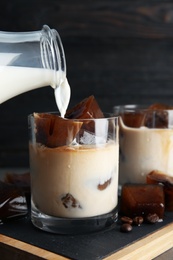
[119,118,173,185]
[30,141,119,218]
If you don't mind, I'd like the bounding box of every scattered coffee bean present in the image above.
[146,213,159,224]
[121,216,133,225]
[119,212,160,234]
[133,216,144,226]
[120,223,132,233]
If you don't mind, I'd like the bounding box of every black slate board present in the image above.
[1,211,173,260]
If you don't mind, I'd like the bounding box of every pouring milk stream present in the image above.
[0,25,70,117]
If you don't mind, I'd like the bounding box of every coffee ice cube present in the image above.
[0,181,28,221]
[65,95,104,120]
[120,184,165,220]
[144,110,169,128]
[143,103,173,128]
[121,112,145,128]
[147,170,173,211]
[148,103,171,110]
[61,193,81,209]
[78,130,107,145]
[79,130,96,145]
[34,113,83,148]
[120,103,173,128]
[66,95,105,134]
[4,171,30,194]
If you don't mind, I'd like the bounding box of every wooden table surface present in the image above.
[155,248,173,260]
[1,221,173,260]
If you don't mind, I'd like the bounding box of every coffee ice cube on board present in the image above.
[0,181,28,221]
[147,170,173,211]
[120,184,165,220]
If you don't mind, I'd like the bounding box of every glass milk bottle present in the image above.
[0,25,70,117]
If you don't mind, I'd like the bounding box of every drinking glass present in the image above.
[28,113,119,234]
[114,104,173,186]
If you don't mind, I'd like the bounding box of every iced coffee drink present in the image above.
[29,96,119,234]
[114,104,173,185]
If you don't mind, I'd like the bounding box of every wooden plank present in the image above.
[1,0,173,39]
[0,234,70,260]
[105,222,173,260]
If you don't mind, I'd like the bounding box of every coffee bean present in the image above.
[146,213,159,224]
[133,216,144,226]
[120,223,132,232]
[121,216,133,225]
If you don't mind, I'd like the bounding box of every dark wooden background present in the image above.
[1,0,173,167]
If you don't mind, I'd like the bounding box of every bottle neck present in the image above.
[0,25,66,88]
[40,25,66,88]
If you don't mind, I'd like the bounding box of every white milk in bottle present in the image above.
[0,25,70,117]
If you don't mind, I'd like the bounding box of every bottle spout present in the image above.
[40,25,66,89]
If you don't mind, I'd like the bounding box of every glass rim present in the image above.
[28,112,119,121]
[113,104,173,112]
[113,104,173,129]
